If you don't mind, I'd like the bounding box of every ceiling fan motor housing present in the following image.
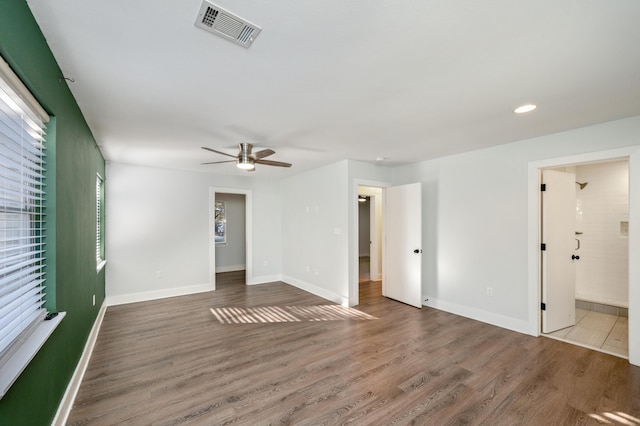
[237,143,255,169]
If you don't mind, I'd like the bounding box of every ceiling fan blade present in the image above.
[201,160,236,165]
[255,159,292,168]
[253,149,275,159]
[202,146,237,158]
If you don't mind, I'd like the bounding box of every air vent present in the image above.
[194,1,262,48]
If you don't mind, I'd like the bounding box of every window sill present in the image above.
[97,259,107,273]
[0,312,66,399]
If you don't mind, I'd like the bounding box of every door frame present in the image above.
[209,187,253,290]
[357,188,383,283]
[350,179,391,306]
[527,147,636,351]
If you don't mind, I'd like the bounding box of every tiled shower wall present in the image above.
[574,160,629,308]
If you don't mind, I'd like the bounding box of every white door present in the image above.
[383,183,422,308]
[541,170,577,333]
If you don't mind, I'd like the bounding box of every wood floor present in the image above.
[67,272,640,425]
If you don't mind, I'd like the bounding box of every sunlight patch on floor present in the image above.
[210,305,377,324]
[589,411,640,425]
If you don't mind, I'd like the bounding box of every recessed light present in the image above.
[514,104,537,114]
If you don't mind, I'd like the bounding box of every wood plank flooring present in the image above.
[67,272,640,425]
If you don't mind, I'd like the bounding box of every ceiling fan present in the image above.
[201,143,292,171]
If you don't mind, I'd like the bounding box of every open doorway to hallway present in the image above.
[358,186,383,299]
[214,193,246,276]
[540,159,629,358]
[209,187,253,290]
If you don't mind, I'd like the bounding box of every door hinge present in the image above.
[541,243,546,251]
[541,183,546,191]
[541,303,546,311]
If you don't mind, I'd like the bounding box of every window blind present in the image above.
[96,174,104,265]
[0,57,49,368]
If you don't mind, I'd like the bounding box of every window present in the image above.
[0,56,61,398]
[214,200,226,244]
[96,173,105,270]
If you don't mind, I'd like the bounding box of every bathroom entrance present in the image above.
[540,159,629,358]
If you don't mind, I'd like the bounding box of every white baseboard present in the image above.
[281,275,348,306]
[106,283,215,306]
[424,297,530,335]
[247,274,282,285]
[215,264,245,273]
[52,302,107,426]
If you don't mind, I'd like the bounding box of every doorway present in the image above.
[352,181,423,308]
[351,181,388,306]
[214,193,247,286]
[209,187,253,289]
[358,186,383,299]
[540,159,629,358]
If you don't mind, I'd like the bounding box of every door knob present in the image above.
[572,255,580,260]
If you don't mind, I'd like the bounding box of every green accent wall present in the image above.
[0,1,106,424]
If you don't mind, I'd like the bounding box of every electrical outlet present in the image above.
[155,271,162,279]
[486,287,493,297]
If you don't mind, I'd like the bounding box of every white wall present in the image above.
[281,161,351,304]
[104,117,640,365]
[105,163,282,304]
[574,160,629,307]
[280,160,391,306]
[391,115,640,365]
[214,193,246,272]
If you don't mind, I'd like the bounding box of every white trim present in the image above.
[215,264,245,273]
[424,298,530,335]
[0,55,49,123]
[96,259,107,273]
[282,275,348,307]
[105,283,215,306]
[52,303,106,426]
[247,274,282,285]
[0,312,65,399]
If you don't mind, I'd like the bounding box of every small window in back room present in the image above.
[214,200,226,244]
[96,173,105,270]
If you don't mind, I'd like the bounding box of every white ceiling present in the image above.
[27,0,640,177]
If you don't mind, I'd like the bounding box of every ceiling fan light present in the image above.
[236,160,255,170]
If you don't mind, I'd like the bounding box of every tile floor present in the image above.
[545,308,628,358]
